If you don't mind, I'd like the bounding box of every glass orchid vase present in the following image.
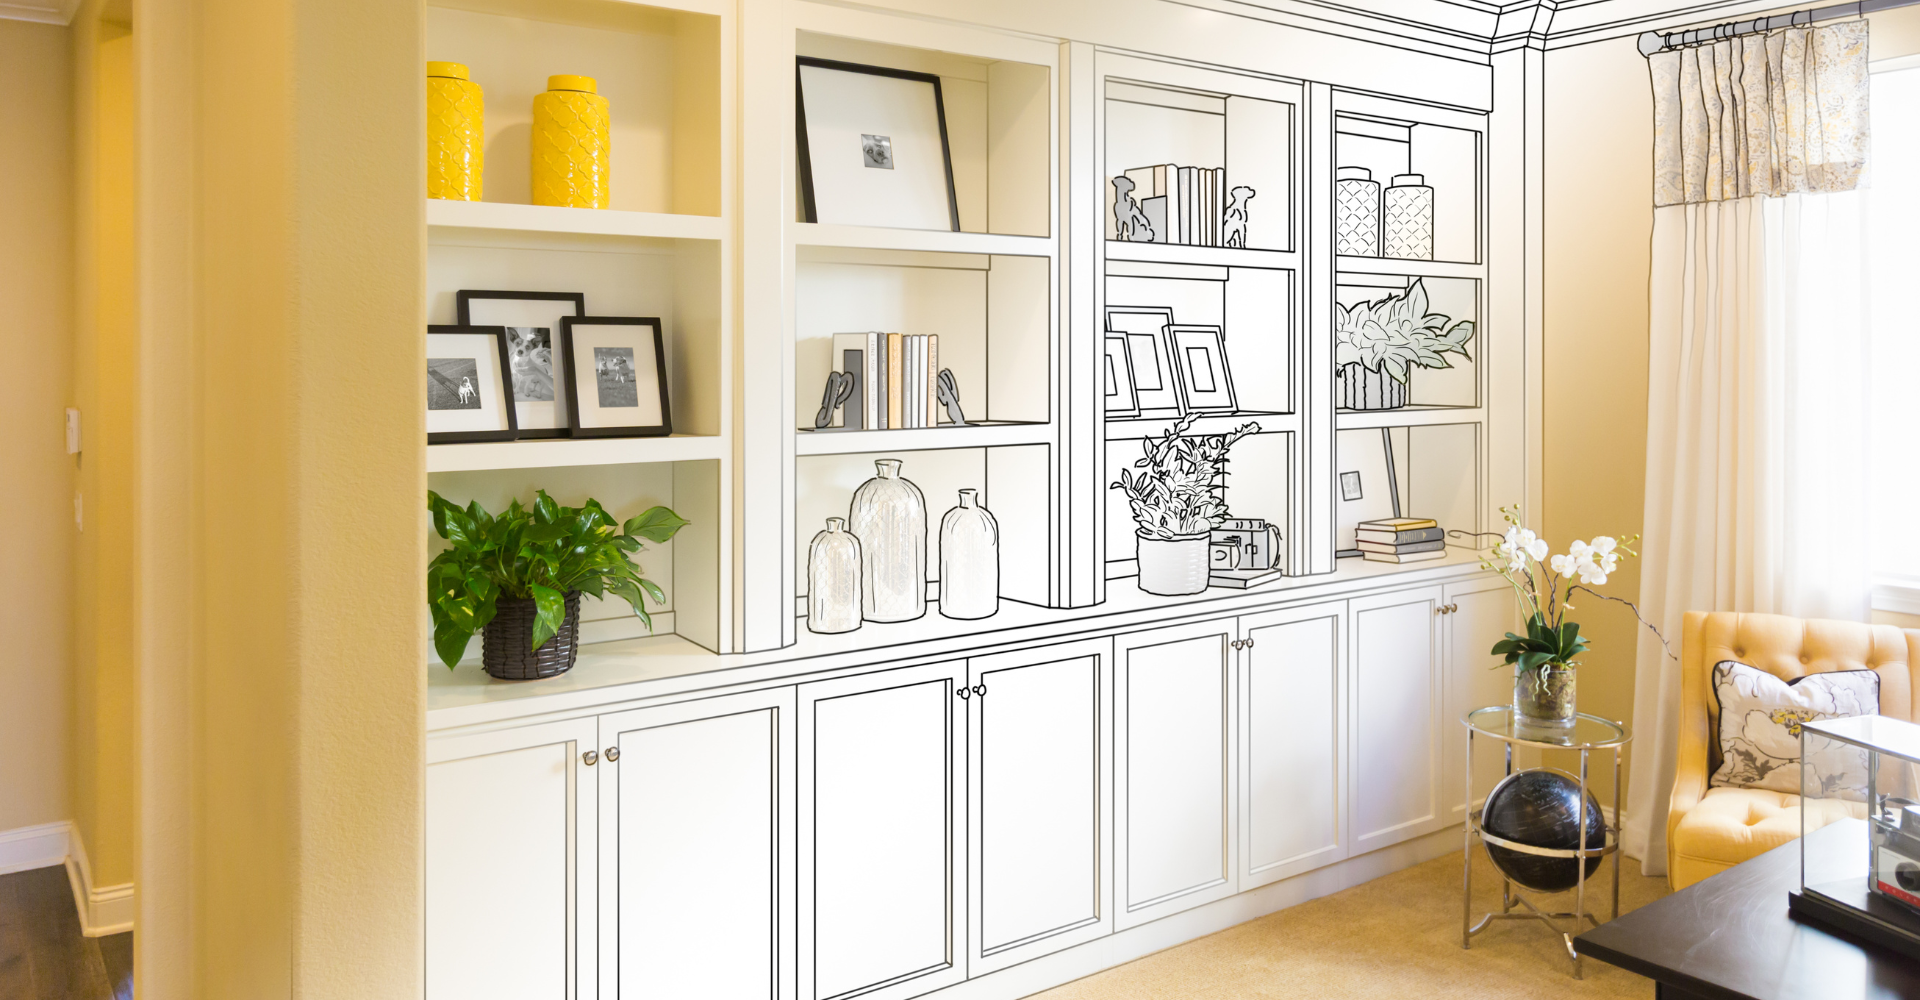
[1514,663,1577,732]
[850,459,927,622]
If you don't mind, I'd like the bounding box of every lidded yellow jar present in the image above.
[426,61,484,201]
[531,74,610,209]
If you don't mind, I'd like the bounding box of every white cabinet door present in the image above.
[1114,620,1237,930]
[1238,602,1347,888]
[1444,578,1523,823]
[966,638,1111,975]
[427,717,598,1000]
[599,688,793,1000]
[1349,586,1445,854]
[799,661,967,1000]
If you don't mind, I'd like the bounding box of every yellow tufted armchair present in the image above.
[1667,611,1920,890]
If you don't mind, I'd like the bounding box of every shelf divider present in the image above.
[795,422,1053,457]
[427,434,725,473]
[427,199,724,241]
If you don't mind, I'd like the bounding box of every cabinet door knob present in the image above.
[972,683,987,698]
[604,746,620,762]
[582,750,598,766]
[956,686,972,700]
[1244,638,1255,649]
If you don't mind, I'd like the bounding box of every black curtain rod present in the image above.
[1637,0,1916,55]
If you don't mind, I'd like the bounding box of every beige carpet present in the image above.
[1031,849,1671,999]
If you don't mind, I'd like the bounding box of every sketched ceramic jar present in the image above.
[850,459,927,622]
[1335,166,1381,256]
[808,517,862,634]
[426,62,484,201]
[1135,531,1210,596]
[1383,173,1435,260]
[531,74,610,209]
[938,489,998,620]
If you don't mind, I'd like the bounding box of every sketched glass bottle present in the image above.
[849,459,926,622]
[807,517,862,634]
[938,490,999,620]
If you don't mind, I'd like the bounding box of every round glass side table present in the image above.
[1460,706,1632,979]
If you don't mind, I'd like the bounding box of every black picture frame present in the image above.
[559,316,672,438]
[426,325,519,444]
[455,290,586,440]
[795,56,961,232]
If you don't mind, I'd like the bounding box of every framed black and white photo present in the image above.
[1169,324,1238,412]
[456,290,586,438]
[560,316,671,437]
[426,326,517,444]
[796,57,959,232]
[1103,335,1140,417]
[1105,305,1183,416]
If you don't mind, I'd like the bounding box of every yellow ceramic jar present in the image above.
[531,74,610,209]
[426,61,484,201]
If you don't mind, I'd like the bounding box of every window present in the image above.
[1869,62,1920,609]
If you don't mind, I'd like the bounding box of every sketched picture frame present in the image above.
[1103,335,1140,417]
[560,316,672,438]
[456,290,586,438]
[1104,305,1183,416]
[426,325,518,444]
[796,57,960,232]
[1168,324,1237,412]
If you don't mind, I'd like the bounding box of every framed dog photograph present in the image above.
[425,326,517,444]
[456,290,585,438]
[1105,305,1182,416]
[796,57,959,232]
[560,316,671,437]
[1169,324,1238,412]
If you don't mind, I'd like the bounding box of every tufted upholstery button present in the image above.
[1734,648,1746,658]
[1801,654,1810,664]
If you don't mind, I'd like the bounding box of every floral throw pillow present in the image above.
[1709,660,1879,800]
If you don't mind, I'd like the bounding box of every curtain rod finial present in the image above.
[1638,30,1666,56]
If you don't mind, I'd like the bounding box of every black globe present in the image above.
[1481,768,1606,892]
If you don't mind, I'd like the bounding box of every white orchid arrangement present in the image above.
[1477,505,1667,687]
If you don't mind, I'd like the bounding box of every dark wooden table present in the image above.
[1574,828,1920,999]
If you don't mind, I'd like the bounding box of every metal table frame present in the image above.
[1461,707,1632,978]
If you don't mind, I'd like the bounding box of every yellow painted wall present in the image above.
[69,3,136,887]
[0,17,74,836]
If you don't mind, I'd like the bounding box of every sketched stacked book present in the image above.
[1118,163,1229,247]
[830,331,941,430]
[1357,517,1447,563]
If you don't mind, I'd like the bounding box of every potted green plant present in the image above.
[428,490,687,680]
[1111,412,1259,596]
[1334,278,1475,410]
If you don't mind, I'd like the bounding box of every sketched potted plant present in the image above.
[427,490,687,680]
[1111,412,1259,596]
[1334,278,1476,410]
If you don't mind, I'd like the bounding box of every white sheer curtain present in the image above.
[1625,22,1873,876]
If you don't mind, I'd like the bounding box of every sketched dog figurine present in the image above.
[1111,176,1156,243]
[1224,186,1255,248]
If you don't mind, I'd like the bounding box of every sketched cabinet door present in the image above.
[427,717,598,1000]
[1349,585,1447,855]
[799,661,967,1000]
[598,689,794,1000]
[1114,620,1238,930]
[1238,601,1348,889]
[1444,578,1523,824]
[966,638,1112,975]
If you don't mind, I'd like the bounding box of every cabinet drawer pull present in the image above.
[582,750,598,766]
[604,746,620,762]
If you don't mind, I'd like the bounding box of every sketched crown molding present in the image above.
[0,0,81,25]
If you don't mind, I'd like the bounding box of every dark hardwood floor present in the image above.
[0,865,131,1000]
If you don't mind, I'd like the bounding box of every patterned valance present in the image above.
[1650,21,1869,207]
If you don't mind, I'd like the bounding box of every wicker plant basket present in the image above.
[482,590,582,680]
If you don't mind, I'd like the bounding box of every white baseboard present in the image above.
[64,823,135,937]
[0,820,70,876]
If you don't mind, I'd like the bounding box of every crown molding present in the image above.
[1538,0,1787,48]
[0,0,79,25]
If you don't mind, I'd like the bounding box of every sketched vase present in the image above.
[1335,167,1381,256]
[1135,531,1210,596]
[426,62,484,201]
[808,517,862,634]
[850,459,927,622]
[938,489,998,620]
[531,74,610,209]
[1383,173,1435,260]
[1337,363,1407,410]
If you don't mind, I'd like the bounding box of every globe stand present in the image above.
[1460,707,1632,979]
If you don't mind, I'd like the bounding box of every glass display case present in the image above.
[1789,715,1920,960]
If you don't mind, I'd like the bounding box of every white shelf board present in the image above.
[427,199,723,241]
[427,434,724,473]
[795,422,1052,457]
[1334,405,1483,430]
[791,223,1052,258]
[1106,411,1290,442]
[1104,241,1300,270]
[1335,255,1484,280]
